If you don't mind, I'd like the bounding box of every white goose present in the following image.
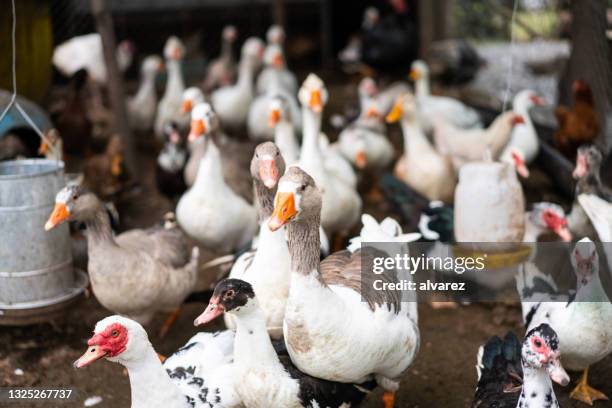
[181,87,207,187]
[248,45,301,141]
[410,59,482,129]
[128,55,163,133]
[298,73,361,236]
[177,103,257,253]
[202,25,238,92]
[211,37,264,131]
[387,92,456,203]
[268,166,419,408]
[268,95,300,166]
[256,26,298,95]
[75,315,240,408]
[155,37,187,139]
[517,237,612,405]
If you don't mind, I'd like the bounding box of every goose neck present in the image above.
[254,178,276,220]
[165,59,184,93]
[286,217,321,277]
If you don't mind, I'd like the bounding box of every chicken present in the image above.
[554,80,600,159]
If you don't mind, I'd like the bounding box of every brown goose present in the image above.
[45,185,198,325]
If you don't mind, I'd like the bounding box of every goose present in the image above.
[211,37,264,132]
[298,73,362,236]
[224,142,291,339]
[498,90,546,170]
[387,92,456,203]
[432,111,525,172]
[155,36,187,139]
[472,324,569,408]
[128,55,163,133]
[248,45,301,141]
[75,315,240,408]
[268,166,419,408]
[194,279,377,408]
[268,95,300,165]
[176,103,257,253]
[318,132,358,189]
[516,238,612,405]
[44,186,199,325]
[256,32,298,95]
[156,122,188,200]
[202,25,238,92]
[568,145,612,239]
[409,59,482,129]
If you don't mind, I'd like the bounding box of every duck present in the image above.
[128,55,163,133]
[44,186,199,325]
[337,98,393,172]
[156,122,188,200]
[211,37,264,132]
[523,202,572,243]
[498,90,546,170]
[53,33,133,83]
[155,36,187,140]
[268,166,419,408]
[516,238,612,405]
[256,28,298,95]
[248,45,301,141]
[194,278,378,408]
[432,111,525,172]
[409,59,482,129]
[568,145,612,239]
[74,315,240,408]
[224,142,290,339]
[202,25,238,92]
[472,324,569,408]
[297,73,362,236]
[176,103,257,253]
[386,92,456,203]
[267,95,300,165]
[82,134,129,200]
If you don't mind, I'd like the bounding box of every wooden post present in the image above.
[319,0,333,69]
[559,1,611,152]
[91,0,136,175]
[272,0,286,28]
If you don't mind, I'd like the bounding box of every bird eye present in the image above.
[112,330,119,337]
[225,289,235,298]
[299,185,306,192]
[534,339,542,348]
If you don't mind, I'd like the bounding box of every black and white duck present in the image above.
[156,121,188,200]
[472,324,569,408]
[194,278,377,408]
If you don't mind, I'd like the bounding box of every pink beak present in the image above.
[259,158,279,189]
[573,154,587,179]
[554,225,572,242]
[194,298,224,326]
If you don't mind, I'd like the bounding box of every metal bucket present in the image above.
[0,159,88,325]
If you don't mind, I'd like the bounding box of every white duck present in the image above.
[498,90,546,169]
[387,92,456,203]
[337,98,393,171]
[75,315,240,408]
[177,103,257,253]
[248,45,301,141]
[53,33,133,83]
[225,142,291,339]
[128,55,163,132]
[268,95,300,165]
[194,279,377,408]
[202,25,238,92]
[155,36,187,139]
[297,73,362,236]
[211,37,264,131]
[433,111,526,173]
[268,166,419,408]
[347,214,421,252]
[517,238,612,405]
[256,27,298,95]
[410,59,482,129]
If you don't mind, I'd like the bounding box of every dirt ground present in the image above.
[2,82,612,408]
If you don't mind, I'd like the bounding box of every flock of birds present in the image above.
[7,17,610,408]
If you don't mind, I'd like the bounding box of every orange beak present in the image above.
[386,99,403,123]
[38,141,49,155]
[272,53,283,68]
[110,155,123,177]
[268,192,296,231]
[365,107,380,119]
[409,69,420,81]
[45,202,70,231]
[181,99,193,113]
[530,94,545,106]
[268,108,281,128]
[259,158,279,188]
[73,344,107,369]
[309,90,322,113]
[355,150,367,169]
[188,119,206,143]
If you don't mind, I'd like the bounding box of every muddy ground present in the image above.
[1,81,612,408]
